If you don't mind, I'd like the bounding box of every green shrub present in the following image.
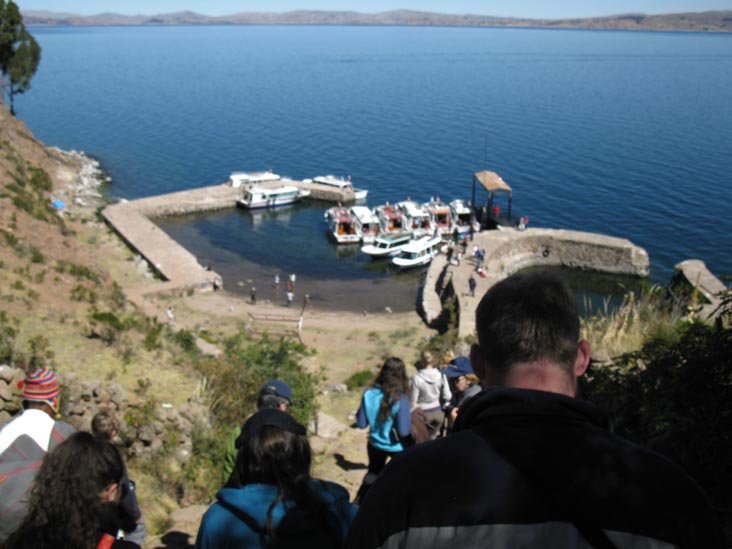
[198,333,319,427]
[0,311,19,365]
[144,322,164,351]
[173,329,197,353]
[345,369,374,390]
[29,246,44,264]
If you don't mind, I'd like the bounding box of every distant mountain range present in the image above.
[21,9,732,32]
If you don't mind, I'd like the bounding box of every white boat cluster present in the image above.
[229,171,476,269]
[326,197,477,269]
[232,171,367,209]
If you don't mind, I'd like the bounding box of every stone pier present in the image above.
[101,180,359,303]
[422,227,651,339]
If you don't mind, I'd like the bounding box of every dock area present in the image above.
[101,179,360,302]
[421,227,651,339]
[102,178,657,337]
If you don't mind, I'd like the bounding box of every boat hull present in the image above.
[238,196,299,209]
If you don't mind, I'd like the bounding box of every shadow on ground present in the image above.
[334,452,367,471]
[154,531,194,549]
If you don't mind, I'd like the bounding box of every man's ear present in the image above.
[470,343,487,386]
[574,339,591,379]
[100,482,120,503]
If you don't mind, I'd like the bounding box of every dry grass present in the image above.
[581,286,680,358]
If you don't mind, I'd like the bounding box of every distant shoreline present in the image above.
[22,9,732,33]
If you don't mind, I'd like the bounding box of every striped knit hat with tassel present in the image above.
[19,367,61,413]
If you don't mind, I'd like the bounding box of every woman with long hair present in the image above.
[5,431,137,549]
[196,408,355,548]
[354,357,412,503]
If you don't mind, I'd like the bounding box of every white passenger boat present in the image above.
[392,234,443,269]
[374,203,407,234]
[360,230,413,258]
[325,206,361,244]
[313,175,368,201]
[424,199,453,236]
[237,185,310,209]
[228,171,280,188]
[450,199,473,236]
[397,200,433,239]
[350,205,380,243]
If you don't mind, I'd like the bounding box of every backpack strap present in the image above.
[217,497,269,548]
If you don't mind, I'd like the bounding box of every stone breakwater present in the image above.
[421,227,651,338]
[0,364,210,467]
[101,179,359,304]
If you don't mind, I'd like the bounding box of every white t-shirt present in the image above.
[0,408,56,454]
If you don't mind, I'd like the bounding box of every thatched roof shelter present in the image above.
[473,170,512,193]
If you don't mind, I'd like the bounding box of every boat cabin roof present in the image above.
[314,175,353,189]
[350,206,378,223]
[450,199,471,214]
[329,207,353,222]
[378,205,402,219]
[399,201,427,217]
[230,171,281,186]
[375,230,412,243]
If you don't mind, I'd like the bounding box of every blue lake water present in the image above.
[16,25,732,310]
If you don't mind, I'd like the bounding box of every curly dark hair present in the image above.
[5,431,124,549]
[374,357,409,422]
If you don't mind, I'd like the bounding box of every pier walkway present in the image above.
[102,180,359,303]
[422,227,651,339]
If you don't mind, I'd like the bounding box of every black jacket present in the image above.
[346,387,725,548]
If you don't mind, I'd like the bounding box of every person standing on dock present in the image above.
[289,273,296,288]
[250,286,256,305]
[274,273,280,287]
[286,290,294,307]
[469,275,476,297]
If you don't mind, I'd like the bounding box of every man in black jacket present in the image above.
[346,271,725,548]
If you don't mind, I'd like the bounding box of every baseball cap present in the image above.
[235,408,306,448]
[258,379,292,404]
[443,356,474,378]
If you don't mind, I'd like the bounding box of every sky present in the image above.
[16,1,732,19]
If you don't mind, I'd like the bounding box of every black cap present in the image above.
[235,408,306,448]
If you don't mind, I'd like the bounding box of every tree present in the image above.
[0,0,40,114]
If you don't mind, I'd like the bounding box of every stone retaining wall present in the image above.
[0,365,209,466]
[420,227,651,339]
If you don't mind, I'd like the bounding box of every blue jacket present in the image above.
[356,387,411,453]
[196,479,356,548]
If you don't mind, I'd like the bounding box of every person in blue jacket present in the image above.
[196,408,356,548]
[354,357,412,503]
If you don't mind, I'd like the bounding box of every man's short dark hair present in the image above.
[91,411,120,440]
[257,393,290,410]
[475,271,580,378]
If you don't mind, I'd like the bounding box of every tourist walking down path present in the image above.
[4,432,137,549]
[286,290,294,307]
[354,357,412,503]
[347,272,726,549]
[410,353,451,440]
[468,275,477,297]
[0,368,76,543]
[197,409,355,548]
